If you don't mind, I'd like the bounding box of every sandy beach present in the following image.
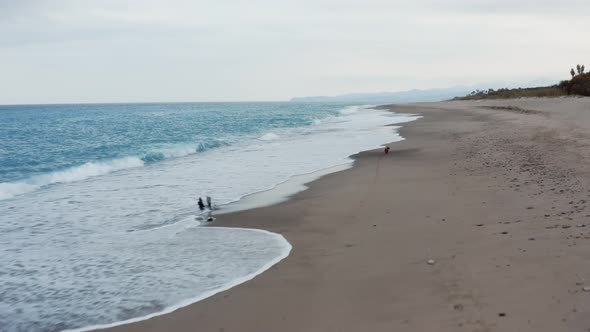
[99,97,590,332]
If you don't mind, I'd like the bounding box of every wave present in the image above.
[0,157,145,201]
[257,133,280,141]
[196,140,230,152]
[338,105,375,115]
[142,146,195,162]
[37,157,145,184]
[0,140,231,201]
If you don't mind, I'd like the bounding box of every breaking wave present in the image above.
[338,105,374,115]
[258,133,280,141]
[0,157,144,200]
[0,141,230,201]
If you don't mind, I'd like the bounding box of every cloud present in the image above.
[0,0,588,103]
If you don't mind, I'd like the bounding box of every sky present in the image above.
[0,0,589,104]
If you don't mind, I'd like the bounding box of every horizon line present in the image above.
[0,100,295,107]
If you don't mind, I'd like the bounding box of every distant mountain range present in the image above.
[290,79,558,104]
[290,86,473,103]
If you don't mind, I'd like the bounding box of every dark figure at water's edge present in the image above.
[206,196,212,210]
[198,197,205,211]
[384,146,390,154]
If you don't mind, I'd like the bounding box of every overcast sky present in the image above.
[1,0,589,104]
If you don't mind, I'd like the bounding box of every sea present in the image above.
[0,102,418,331]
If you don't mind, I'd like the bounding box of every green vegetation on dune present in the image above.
[455,65,590,100]
[563,73,590,96]
[454,86,566,100]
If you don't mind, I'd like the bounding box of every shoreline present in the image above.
[86,105,427,332]
[74,108,417,332]
[216,162,353,215]
[67,162,354,332]
[99,97,590,332]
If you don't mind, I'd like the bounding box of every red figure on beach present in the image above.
[384,146,390,154]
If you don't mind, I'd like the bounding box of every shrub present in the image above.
[453,86,566,100]
[566,73,590,96]
[559,80,569,89]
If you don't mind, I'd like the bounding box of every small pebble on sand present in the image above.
[427,259,436,265]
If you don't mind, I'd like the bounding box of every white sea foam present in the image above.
[258,132,280,141]
[63,227,292,332]
[0,182,38,200]
[338,104,372,115]
[155,145,197,158]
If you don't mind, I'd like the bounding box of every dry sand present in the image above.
[99,97,590,332]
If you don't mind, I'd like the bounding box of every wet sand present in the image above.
[99,97,590,332]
